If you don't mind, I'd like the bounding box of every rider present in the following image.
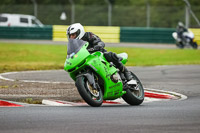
[176,22,188,42]
[66,23,133,81]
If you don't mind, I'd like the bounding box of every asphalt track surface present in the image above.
[0,39,178,49]
[1,65,200,133]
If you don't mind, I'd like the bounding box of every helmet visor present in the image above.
[68,29,81,39]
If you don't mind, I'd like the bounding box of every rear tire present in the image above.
[192,42,198,49]
[75,76,103,107]
[122,72,144,105]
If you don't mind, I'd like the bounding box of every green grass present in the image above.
[0,43,67,73]
[106,47,200,66]
[0,42,200,73]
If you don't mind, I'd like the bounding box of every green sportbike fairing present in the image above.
[64,39,144,107]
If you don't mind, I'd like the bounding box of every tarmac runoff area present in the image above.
[41,89,187,106]
[0,88,187,107]
[0,71,187,107]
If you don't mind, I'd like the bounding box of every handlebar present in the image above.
[88,48,95,52]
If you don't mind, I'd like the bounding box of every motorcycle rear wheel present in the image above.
[192,42,198,49]
[122,72,144,105]
[76,76,103,107]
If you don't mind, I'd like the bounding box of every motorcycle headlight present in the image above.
[67,52,75,59]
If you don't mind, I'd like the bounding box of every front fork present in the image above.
[76,71,98,90]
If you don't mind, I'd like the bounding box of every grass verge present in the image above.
[0,42,200,73]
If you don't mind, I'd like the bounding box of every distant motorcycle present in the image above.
[172,30,198,49]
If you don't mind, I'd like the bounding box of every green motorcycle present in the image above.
[64,39,144,107]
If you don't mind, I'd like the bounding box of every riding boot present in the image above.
[119,65,133,81]
[103,52,133,81]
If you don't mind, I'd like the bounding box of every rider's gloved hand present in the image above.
[94,45,103,51]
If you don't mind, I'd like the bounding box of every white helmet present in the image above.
[66,23,85,39]
[178,22,185,28]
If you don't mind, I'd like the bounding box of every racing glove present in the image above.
[93,42,105,51]
[94,45,103,51]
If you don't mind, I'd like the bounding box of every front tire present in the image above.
[122,72,144,105]
[75,76,103,107]
[176,42,184,49]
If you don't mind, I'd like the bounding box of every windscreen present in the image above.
[67,39,87,58]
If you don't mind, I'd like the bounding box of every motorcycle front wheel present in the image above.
[176,42,184,49]
[75,76,103,107]
[122,72,144,105]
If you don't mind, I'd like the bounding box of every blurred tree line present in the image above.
[0,0,200,6]
[0,0,200,27]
